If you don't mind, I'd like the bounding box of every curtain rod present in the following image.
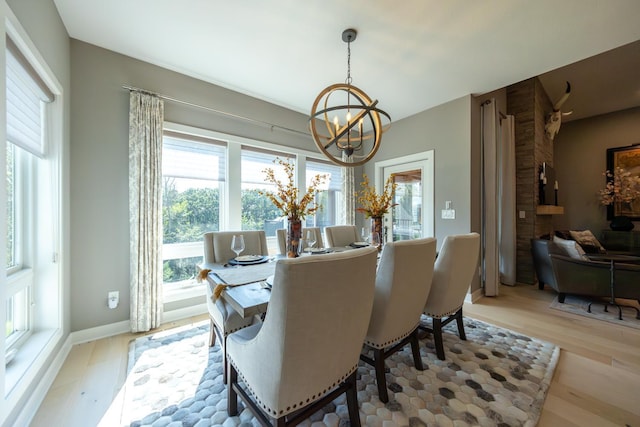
[122,84,310,138]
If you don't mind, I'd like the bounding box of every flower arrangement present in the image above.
[356,174,398,218]
[259,158,327,220]
[598,166,640,207]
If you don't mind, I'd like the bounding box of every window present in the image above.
[305,159,343,230]
[5,144,33,347]
[161,132,226,288]
[4,33,60,375]
[161,123,343,296]
[240,147,292,237]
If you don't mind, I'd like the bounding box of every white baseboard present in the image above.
[465,287,484,304]
[70,303,208,345]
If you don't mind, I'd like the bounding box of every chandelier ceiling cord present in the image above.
[309,29,391,167]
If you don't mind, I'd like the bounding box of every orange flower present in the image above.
[259,158,327,220]
[355,174,398,218]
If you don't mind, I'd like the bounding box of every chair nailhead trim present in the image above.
[424,305,462,319]
[364,322,419,348]
[229,359,357,417]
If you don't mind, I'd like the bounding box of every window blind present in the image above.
[307,158,343,191]
[6,37,53,158]
[163,132,226,182]
[241,146,294,186]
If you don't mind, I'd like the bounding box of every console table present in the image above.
[587,254,640,320]
[600,230,640,255]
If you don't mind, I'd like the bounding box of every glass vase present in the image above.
[287,218,302,257]
[371,216,383,251]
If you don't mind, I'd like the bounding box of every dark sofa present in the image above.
[531,238,640,304]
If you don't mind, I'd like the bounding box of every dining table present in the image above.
[201,244,376,318]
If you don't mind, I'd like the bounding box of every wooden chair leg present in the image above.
[410,330,424,371]
[345,372,361,427]
[227,362,238,416]
[455,309,466,341]
[222,335,228,384]
[433,318,445,360]
[208,319,216,347]
[373,348,389,403]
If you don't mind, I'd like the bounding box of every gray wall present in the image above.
[70,40,316,331]
[366,96,472,243]
[554,107,640,233]
[364,95,484,292]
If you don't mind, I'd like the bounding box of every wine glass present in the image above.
[231,235,245,267]
[306,230,317,250]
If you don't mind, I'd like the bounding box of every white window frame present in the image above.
[2,10,64,420]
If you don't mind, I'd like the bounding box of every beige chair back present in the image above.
[276,227,324,255]
[365,237,437,347]
[324,225,361,247]
[227,247,378,416]
[203,230,269,263]
[424,233,480,317]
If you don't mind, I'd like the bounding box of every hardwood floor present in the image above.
[30,284,640,427]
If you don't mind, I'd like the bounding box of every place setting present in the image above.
[300,230,333,254]
[225,235,272,267]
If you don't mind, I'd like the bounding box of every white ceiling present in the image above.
[53,0,640,122]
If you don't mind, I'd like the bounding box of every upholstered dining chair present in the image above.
[202,230,269,381]
[203,230,269,264]
[324,225,362,247]
[420,232,480,360]
[360,237,437,403]
[276,227,324,255]
[227,247,378,426]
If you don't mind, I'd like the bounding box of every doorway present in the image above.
[375,151,434,242]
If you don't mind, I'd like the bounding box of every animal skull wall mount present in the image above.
[544,81,572,141]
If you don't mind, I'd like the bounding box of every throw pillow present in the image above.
[554,230,573,241]
[553,235,588,260]
[569,230,606,254]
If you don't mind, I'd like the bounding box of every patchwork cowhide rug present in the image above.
[119,317,559,427]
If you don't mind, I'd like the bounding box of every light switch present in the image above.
[519,210,526,219]
[441,209,455,219]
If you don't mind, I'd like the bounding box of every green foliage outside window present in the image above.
[241,188,282,231]
[162,182,283,283]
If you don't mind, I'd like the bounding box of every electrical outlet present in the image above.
[108,291,119,309]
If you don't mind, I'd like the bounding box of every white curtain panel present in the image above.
[499,116,516,286]
[482,100,517,296]
[128,91,164,332]
[481,100,500,296]
[342,152,355,225]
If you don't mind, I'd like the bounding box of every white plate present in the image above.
[352,242,369,247]
[235,255,263,262]
[308,248,330,254]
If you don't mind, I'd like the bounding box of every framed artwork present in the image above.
[605,144,640,220]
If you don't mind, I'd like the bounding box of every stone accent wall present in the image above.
[507,78,554,284]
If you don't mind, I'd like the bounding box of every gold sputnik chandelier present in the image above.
[309,29,391,167]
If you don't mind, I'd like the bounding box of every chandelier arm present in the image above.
[322,101,377,150]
